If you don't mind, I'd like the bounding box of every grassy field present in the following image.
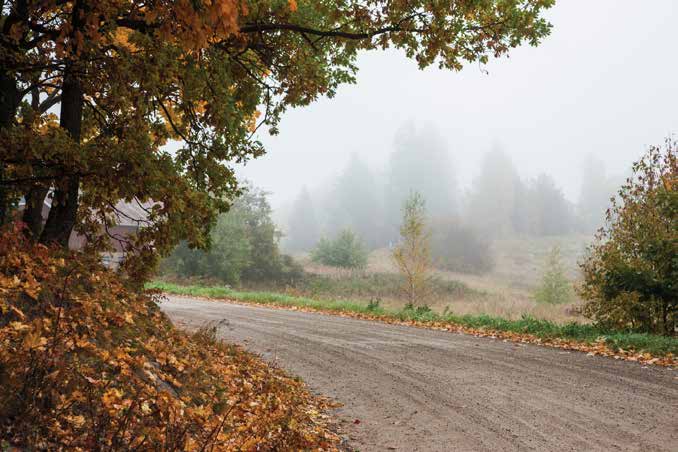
[292,235,593,323]
[149,281,678,357]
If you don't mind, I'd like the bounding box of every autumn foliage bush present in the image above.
[0,226,338,450]
[579,141,677,336]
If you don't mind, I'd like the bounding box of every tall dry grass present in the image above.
[291,235,591,323]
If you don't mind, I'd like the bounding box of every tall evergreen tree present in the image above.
[286,187,320,252]
[529,173,575,236]
[466,147,518,237]
[579,154,615,233]
[327,154,382,248]
[511,175,532,235]
[385,123,456,238]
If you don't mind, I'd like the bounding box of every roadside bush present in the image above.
[311,229,368,269]
[534,246,574,304]
[579,141,677,335]
[403,303,433,316]
[431,219,494,274]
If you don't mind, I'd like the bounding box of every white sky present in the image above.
[238,0,678,207]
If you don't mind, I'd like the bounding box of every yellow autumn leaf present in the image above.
[66,415,86,428]
[10,321,30,331]
[22,331,47,349]
[141,401,152,414]
[113,27,138,52]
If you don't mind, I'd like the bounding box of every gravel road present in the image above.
[161,296,678,452]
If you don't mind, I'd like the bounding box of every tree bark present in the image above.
[21,185,48,238]
[39,72,83,246]
[39,0,87,247]
[0,70,20,226]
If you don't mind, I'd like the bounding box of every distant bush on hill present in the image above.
[431,220,494,274]
[534,246,574,304]
[311,230,368,269]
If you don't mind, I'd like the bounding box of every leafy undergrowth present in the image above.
[150,281,677,367]
[0,230,339,450]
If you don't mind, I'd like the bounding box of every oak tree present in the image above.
[0,0,554,278]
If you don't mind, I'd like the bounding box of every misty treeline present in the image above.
[284,123,618,273]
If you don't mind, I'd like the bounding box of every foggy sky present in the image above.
[238,0,678,208]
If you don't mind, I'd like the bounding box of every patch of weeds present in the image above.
[366,298,382,312]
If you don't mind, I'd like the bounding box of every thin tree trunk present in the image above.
[21,185,49,238]
[17,92,49,237]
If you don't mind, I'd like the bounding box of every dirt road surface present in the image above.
[161,296,677,452]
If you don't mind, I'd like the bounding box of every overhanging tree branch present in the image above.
[239,22,423,40]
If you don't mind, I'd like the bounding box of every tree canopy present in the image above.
[0,0,554,278]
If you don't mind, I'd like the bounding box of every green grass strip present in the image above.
[147,281,678,357]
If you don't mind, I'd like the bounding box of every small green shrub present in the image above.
[534,246,574,304]
[311,229,368,269]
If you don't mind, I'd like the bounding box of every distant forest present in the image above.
[284,123,621,253]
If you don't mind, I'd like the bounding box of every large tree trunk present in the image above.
[0,71,18,127]
[0,1,29,226]
[0,70,20,226]
[40,0,86,247]
[40,72,83,246]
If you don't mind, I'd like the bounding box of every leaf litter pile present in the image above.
[0,231,339,450]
